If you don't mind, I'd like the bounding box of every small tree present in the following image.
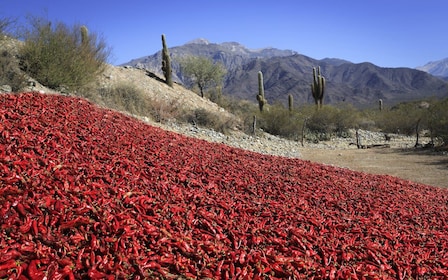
[179,56,226,98]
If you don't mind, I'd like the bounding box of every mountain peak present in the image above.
[416,57,448,77]
[186,38,210,45]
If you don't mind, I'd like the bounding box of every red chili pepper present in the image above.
[0,250,21,263]
[31,219,38,236]
[15,203,27,217]
[87,267,109,279]
[27,259,45,280]
[0,260,18,272]
[239,251,246,265]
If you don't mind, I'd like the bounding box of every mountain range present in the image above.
[123,39,448,107]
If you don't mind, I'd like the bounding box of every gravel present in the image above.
[139,116,430,159]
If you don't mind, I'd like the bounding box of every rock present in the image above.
[0,85,12,93]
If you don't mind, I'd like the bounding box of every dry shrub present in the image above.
[183,108,237,134]
[147,96,181,123]
[19,17,109,91]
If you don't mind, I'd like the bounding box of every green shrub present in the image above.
[256,103,300,138]
[373,101,426,135]
[427,98,448,145]
[19,17,109,91]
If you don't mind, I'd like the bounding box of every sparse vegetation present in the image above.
[181,107,237,134]
[18,17,109,91]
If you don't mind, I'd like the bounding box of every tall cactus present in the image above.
[288,93,294,112]
[80,25,89,45]
[311,66,325,109]
[379,98,383,111]
[256,71,267,112]
[161,34,173,87]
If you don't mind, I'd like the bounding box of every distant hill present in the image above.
[417,58,448,78]
[123,39,448,107]
[225,57,448,107]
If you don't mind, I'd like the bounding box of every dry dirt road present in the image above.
[300,147,448,188]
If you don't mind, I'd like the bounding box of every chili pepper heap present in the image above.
[1,92,448,279]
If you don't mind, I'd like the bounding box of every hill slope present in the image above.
[1,92,448,279]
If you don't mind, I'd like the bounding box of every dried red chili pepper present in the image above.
[2,92,448,279]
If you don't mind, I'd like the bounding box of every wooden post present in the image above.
[252,115,257,135]
[356,129,361,149]
[301,118,308,147]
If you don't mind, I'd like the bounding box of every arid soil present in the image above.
[300,146,448,188]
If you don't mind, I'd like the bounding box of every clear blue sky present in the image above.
[1,0,447,68]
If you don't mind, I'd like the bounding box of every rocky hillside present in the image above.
[123,39,448,107]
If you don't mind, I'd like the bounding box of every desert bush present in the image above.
[427,98,448,145]
[373,101,427,135]
[18,17,109,91]
[78,83,184,123]
[183,108,236,134]
[147,96,181,123]
[331,103,362,135]
[298,104,362,141]
[256,103,300,138]
[97,83,150,116]
[305,106,338,140]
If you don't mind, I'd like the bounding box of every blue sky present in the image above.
[1,0,447,68]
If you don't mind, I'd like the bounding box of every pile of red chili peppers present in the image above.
[1,92,448,279]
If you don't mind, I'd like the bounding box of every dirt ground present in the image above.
[300,146,448,188]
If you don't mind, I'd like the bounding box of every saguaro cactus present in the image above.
[311,66,325,109]
[288,94,294,112]
[161,34,173,87]
[379,99,383,111]
[256,71,267,112]
[80,25,89,45]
